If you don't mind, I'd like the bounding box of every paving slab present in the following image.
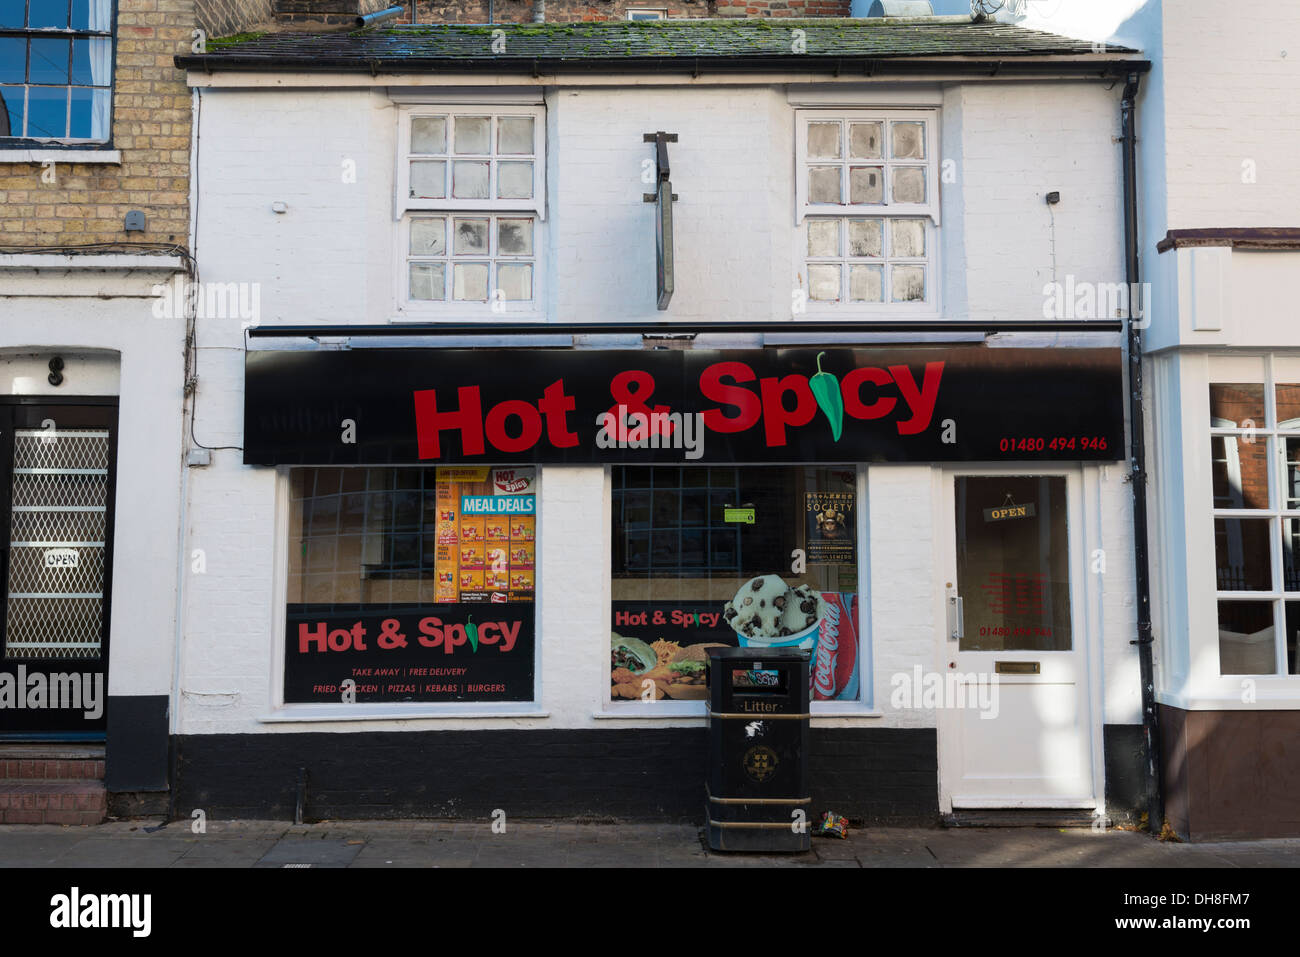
[2,820,1299,867]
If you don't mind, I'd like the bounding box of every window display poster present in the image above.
[285,603,535,704]
[436,467,535,603]
[805,490,855,565]
[610,596,859,703]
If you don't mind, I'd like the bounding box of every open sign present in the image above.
[44,548,79,569]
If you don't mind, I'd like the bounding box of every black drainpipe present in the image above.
[1121,70,1162,835]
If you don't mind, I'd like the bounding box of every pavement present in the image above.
[2,819,1300,867]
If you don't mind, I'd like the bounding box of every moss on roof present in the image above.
[204,31,266,49]
[177,17,1142,70]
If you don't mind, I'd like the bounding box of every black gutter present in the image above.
[1121,70,1162,836]
[176,53,1150,78]
[246,319,1123,339]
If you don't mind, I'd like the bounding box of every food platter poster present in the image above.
[285,603,534,703]
[610,598,859,702]
[805,490,855,565]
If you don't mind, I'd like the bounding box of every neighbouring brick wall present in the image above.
[197,0,275,37]
[405,0,850,23]
[274,0,391,25]
[0,0,195,247]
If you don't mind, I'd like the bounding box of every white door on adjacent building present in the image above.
[937,470,1097,810]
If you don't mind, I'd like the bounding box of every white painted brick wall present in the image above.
[956,83,1126,323]
[1162,2,1300,227]
[866,466,940,729]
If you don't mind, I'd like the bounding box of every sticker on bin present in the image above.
[732,669,783,690]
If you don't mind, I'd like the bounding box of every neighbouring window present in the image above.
[397,107,544,315]
[284,466,537,704]
[795,110,938,309]
[0,0,114,143]
[609,466,862,706]
[626,8,667,18]
[1210,370,1300,675]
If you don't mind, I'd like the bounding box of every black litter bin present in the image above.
[705,646,810,852]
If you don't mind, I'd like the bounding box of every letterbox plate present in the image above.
[995,660,1040,675]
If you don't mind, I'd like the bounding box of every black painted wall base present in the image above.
[105,694,170,792]
[1102,723,1149,824]
[172,728,939,824]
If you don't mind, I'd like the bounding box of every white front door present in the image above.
[937,470,1097,810]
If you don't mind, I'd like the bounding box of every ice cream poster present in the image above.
[805,490,855,565]
[610,596,859,702]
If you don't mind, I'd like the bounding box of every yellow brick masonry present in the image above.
[0,0,196,247]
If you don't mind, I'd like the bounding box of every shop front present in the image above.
[0,252,187,823]
[164,335,1135,822]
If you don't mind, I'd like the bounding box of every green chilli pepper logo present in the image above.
[466,615,479,652]
[810,351,843,441]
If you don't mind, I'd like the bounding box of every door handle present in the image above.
[948,595,963,642]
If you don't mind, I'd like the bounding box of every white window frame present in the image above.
[794,108,940,318]
[394,104,546,320]
[401,213,540,316]
[626,8,668,19]
[794,108,940,226]
[1209,356,1300,679]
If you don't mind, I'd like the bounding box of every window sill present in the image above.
[259,703,549,723]
[593,706,881,720]
[595,703,707,719]
[0,253,185,272]
[0,148,121,165]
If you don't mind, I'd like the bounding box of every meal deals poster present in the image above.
[284,467,537,704]
[436,467,535,603]
[610,596,859,703]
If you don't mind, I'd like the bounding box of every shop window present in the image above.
[284,466,536,704]
[610,465,862,706]
[795,110,938,311]
[0,0,114,144]
[1209,373,1300,675]
[395,106,544,317]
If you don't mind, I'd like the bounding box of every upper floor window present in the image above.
[795,109,939,311]
[396,105,545,317]
[627,8,667,19]
[0,0,114,144]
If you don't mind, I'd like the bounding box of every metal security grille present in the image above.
[5,429,109,660]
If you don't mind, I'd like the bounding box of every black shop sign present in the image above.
[244,345,1124,465]
[285,604,535,704]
